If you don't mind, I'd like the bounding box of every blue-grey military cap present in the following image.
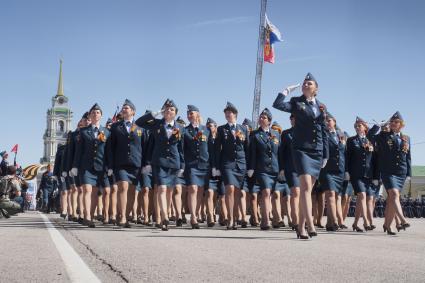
[206,117,217,126]
[390,111,403,121]
[89,103,102,114]
[187,105,200,112]
[260,108,272,121]
[162,98,178,113]
[224,101,238,114]
[123,99,136,111]
[82,111,89,119]
[176,116,186,126]
[304,72,318,86]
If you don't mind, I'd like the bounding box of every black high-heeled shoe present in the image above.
[240,221,248,228]
[176,219,183,227]
[155,223,162,229]
[396,224,403,232]
[402,222,410,230]
[352,224,364,232]
[260,225,271,230]
[370,224,376,230]
[292,224,298,231]
[162,220,169,231]
[191,223,200,229]
[326,224,338,232]
[339,224,348,229]
[295,227,309,239]
[363,224,372,231]
[308,231,318,238]
[383,225,396,235]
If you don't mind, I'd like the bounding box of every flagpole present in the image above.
[251,0,267,128]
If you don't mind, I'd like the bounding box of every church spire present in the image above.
[56,59,64,96]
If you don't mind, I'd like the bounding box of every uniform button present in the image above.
[396,163,399,165]
[128,136,130,138]
[336,163,339,165]
[167,156,170,159]
[313,139,316,142]
[167,142,169,145]
[128,144,130,146]
[363,165,365,167]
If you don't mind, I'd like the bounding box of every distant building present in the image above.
[40,60,73,164]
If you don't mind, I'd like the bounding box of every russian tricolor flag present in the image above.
[264,14,283,64]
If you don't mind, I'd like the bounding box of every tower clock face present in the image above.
[58,97,65,104]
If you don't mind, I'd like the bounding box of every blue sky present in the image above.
[1,0,424,166]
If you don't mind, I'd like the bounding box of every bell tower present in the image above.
[40,59,73,164]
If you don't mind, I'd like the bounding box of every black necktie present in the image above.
[167,124,173,129]
[94,127,99,133]
[230,125,235,131]
[396,135,401,147]
[194,127,199,133]
[308,101,314,105]
[126,121,131,127]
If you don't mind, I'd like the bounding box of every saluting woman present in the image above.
[273,73,329,239]
[135,99,185,231]
[107,99,144,228]
[183,105,211,229]
[375,112,411,235]
[248,108,281,230]
[72,103,111,228]
[346,117,379,232]
[215,102,249,230]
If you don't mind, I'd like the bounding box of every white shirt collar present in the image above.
[191,123,199,128]
[306,97,316,104]
[228,122,236,128]
[358,134,366,138]
[165,120,175,127]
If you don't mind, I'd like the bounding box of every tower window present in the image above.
[58,120,64,132]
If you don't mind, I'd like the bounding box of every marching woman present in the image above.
[135,99,185,231]
[273,73,329,239]
[215,102,249,230]
[319,114,346,231]
[183,105,211,229]
[375,112,411,235]
[271,121,290,228]
[66,112,90,222]
[139,111,155,225]
[206,118,219,227]
[280,114,300,230]
[107,99,144,228]
[346,117,379,232]
[72,103,111,228]
[248,108,281,230]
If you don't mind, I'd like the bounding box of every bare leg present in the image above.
[271,191,283,225]
[261,189,272,227]
[82,184,92,221]
[298,175,316,236]
[117,181,129,224]
[290,187,300,227]
[173,185,183,220]
[225,185,235,226]
[102,186,111,222]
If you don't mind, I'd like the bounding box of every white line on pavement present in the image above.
[40,213,101,283]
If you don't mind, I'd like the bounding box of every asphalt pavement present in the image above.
[1,211,425,283]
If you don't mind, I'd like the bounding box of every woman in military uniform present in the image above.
[346,117,379,232]
[107,99,144,228]
[183,105,211,229]
[319,114,346,231]
[135,99,185,231]
[205,118,219,227]
[280,115,300,230]
[248,108,280,230]
[215,102,249,230]
[273,73,328,239]
[72,103,110,228]
[375,112,411,235]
